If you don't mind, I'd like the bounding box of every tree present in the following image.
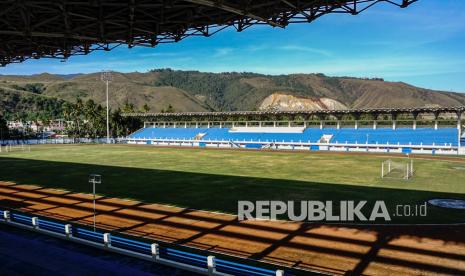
[162,104,175,113]
[142,103,150,113]
[122,100,136,113]
[0,115,8,142]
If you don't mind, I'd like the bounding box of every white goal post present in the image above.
[0,144,31,153]
[381,159,414,180]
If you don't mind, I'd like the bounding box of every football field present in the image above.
[1,144,464,224]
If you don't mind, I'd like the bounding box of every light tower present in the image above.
[101,71,112,143]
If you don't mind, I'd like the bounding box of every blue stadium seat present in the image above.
[129,127,459,146]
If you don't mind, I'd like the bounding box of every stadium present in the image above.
[2,0,465,276]
[125,107,465,155]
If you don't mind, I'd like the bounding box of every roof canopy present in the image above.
[123,106,465,121]
[1,0,417,66]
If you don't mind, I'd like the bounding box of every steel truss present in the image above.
[0,0,418,66]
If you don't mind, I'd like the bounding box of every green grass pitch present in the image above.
[1,144,464,223]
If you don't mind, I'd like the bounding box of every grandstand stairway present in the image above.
[318,134,333,144]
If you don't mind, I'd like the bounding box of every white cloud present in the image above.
[277,45,332,57]
[213,47,235,57]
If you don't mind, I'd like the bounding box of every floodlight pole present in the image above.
[101,71,112,144]
[106,79,109,144]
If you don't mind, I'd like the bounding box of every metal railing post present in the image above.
[103,233,111,247]
[207,255,216,275]
[151,243,160,260]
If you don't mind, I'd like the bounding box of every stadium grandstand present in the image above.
[125,107,465,155]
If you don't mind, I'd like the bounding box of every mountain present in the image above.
[1,69,465,119]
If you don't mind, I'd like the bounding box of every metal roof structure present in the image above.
[1,0,417,66]
[123,106,465,121]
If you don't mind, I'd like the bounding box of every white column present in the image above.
[458,113,462,148]
[207,122,210,128]
[392,120,397,130]
[458,113,462,130]
[65,224,72,237]
[288,121,291,127]
[336,120,341,130]
[354,120,359,130]
[220,122,223,128]
[103,233,111,247]
[259,121,262,127]
[195,122,199,128]
[3,211,10,221]
[151,243,160,260]
[163,122,166,128]
[320,121,324,130]
[207,256,216,275]
[434,120,438,130]
[373,120,377,130]
[276,270,285,276]
[184,122,187,128]
[303,121,307,128]
[413,120,417,130]
[273,121,276,127]
[32,217,39,229]
[245,121,248,127]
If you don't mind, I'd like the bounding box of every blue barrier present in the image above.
[216,259,277,276]
[110,235,151,255]
[161,247,208,267]
[11,213,33,226]
[74,227,104,243]
[38,219,66,234]
[0,209,312,276]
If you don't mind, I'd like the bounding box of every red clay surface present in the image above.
[1,181,465,275]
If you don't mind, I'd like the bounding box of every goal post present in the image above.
[381,159,414,180]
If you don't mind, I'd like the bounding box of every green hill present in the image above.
[1,69,465,119]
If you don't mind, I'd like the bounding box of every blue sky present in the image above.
[1,0,465,92]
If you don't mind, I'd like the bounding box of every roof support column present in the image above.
[334,114,342,130]
[353,113,360,130]
[457,111,462,148]
[391,113,398,130]
[457,112,462,131]
[317,114,325,130]
[372,113,379,130]
[412,112,419,130]
[433,111,440,130]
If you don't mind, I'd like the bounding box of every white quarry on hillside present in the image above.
[259,93,347,111]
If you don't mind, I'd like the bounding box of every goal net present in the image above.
[381,159,414,180]
[0,144,31,153]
